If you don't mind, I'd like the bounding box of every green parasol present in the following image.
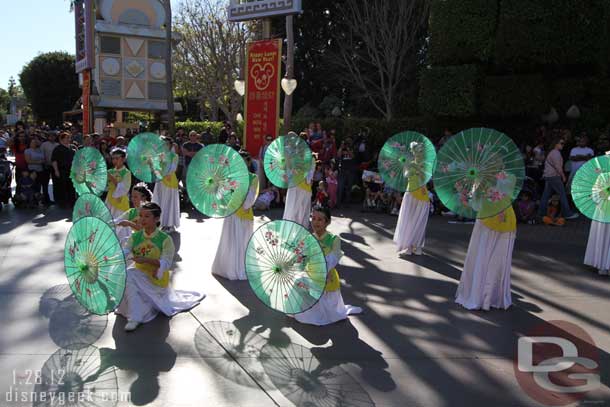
[433,128,525,219]
[126,132,173,183]
[72,193,114,226]
[378,131,436,192]
[64,216,126,315]
[186,144,250,218]
[245,220,328,314]
[572,155,610,223]
[264,134,313,188]
[70,147,108,196]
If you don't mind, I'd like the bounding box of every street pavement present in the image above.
[0,202,609,407]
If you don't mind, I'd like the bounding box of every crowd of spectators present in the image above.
[1,119,608,227]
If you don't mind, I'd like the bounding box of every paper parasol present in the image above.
[70,147,107,196]
[378,131,436,192]
[433,128,524,219]
[572,155,610,223]
[194,321,273,388]
[260,342,375,407]
[264,134,313,188]
[64,216,126,315]
[245,220,328,314]
[186,144,250,218]
[32,346,118,407]
[72,193,114,226]
[126,132,173,183]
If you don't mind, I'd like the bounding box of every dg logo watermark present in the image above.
[513,320,601,406]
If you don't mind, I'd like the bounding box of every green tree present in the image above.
[19,52,80,126]
[7,77,18,97]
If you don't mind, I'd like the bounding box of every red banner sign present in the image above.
[82,70,91,134]
[244,39,282,157]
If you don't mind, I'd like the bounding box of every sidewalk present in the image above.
[0,205,608,406]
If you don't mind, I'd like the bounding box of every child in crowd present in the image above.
[542,195,565,226]
[515,191,536,224]
[14,170,38,208]
[363,171,383,209]
[325,165,338,208]
[314,180,329,207]
[254,186,281,211]
[106,149,131,219]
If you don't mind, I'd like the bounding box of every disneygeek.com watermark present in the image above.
[4,388,131,404]
[3,369,130,406]
[513,320,602,406]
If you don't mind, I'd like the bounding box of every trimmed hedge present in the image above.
[175,120,244,138]
[480,75,548,117]
[418,65,479,117]
[428,0,498,65]
[494,0,605,70]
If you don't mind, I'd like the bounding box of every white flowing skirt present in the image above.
[212,215,252,280]
[152,183,180,228]
[294,290,362,326]
[584,221,610,271]
[283,187,312,228]
[116,268,205,323]
[393,193,430,251]
[455,221,514,310]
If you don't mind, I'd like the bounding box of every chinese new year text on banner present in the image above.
[245,39,282,157]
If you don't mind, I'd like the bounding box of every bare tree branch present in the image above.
[329,0,429,121]
[174,0,251,124]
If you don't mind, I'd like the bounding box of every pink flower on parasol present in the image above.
[476,143,485,152]
[212,202,218,210]
[103,256,108,263]
[495,171,507,181]
[208,156,215,164]
[86,288,92,297]
[89,161,97,170]
[75,278,81,293]
[297,281,307,289]
[489,190,505,202]
[88,231,97,244]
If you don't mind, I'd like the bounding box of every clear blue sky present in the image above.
[0,0,180,90]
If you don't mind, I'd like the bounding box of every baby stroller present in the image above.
[0,150,12,211]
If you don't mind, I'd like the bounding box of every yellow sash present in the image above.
[297,179,312,192]
[107,168,130,212]
[482,207,517,233]
[161,172,179,189]
[319,233,341,292]
[410,186,429,202]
